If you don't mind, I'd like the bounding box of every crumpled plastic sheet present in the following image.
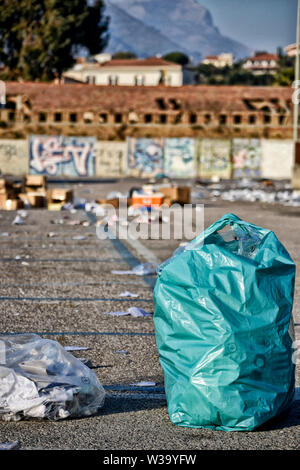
[0,334,106,421]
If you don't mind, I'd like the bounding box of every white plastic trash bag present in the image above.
[0,334,106,421]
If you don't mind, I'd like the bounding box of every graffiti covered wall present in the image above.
[232,139,261,179]
[29,136,96,176]
[197,139,232,179]
[164,138,196,178]
[127,138,164,177]
[0,140,28,175]
[95,141,127,177]
[260,139,293,179]
[0,136,295,181]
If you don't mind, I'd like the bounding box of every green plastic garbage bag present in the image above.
[153,213,295,431]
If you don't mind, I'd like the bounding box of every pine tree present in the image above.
[0,0,109,80]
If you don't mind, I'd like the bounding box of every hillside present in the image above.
[105,0,252,63]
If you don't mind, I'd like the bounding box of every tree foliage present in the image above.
[195,57,294,87]
[0,0,109,80]
[162,51,190,66]
[112,51,137,60]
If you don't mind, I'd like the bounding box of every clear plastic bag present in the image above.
[0,334,106,421]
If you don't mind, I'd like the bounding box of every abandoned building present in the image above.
[0,82,293,140]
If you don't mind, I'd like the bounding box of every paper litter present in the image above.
[119,291,139,298]
[104,307,152,317]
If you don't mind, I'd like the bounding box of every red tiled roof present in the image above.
[100,57,180,68]
[75,57,87,64]
[5,82,292,113]
[247,54,279,62]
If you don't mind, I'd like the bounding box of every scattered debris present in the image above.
[50,218,65,225]
[17,210,28,218]
[104,307,152,317]
[85,202,107,217]
[65,219,80,226]
[106,191,124,200]
[132,263,156,275]
[127,205,147,217]
[112,262,156,276]
[129,381,156,387]
[72,235,87,241]
[64,346,90,352]
[114,350,129,355]
[12,215,24,225]
[192,180,300,208]
[119,291,139,298]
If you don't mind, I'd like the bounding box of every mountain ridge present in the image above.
[105,2,181,59]
[105,0,252,62]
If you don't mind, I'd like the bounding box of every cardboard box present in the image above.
[12,183,22,195]
[0,178,15,197]
[0,194,24,210]
[0,188,15,199]
[24,175,47,195]
[5,199,24,210]
[0,193,8,209]
[19,192,46,208]
[48,202,63,211]
[159,186,190,205]
[25,175,47,188]
[47,188,73,203]
[96,198,120,209]
[96,197,131,209]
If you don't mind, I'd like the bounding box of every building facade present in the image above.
[63,57,183,87]
[202,53,234,68]
[243,53,279,75]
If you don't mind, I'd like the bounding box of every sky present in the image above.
[197,0,298,53]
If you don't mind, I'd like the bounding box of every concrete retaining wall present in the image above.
[0,140,28,176]
[95,141,127,177]
[0,136,295,180]
[260,139,293,179]
[197,139,232,179]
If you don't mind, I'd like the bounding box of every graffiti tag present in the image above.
[30,136,95,176]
